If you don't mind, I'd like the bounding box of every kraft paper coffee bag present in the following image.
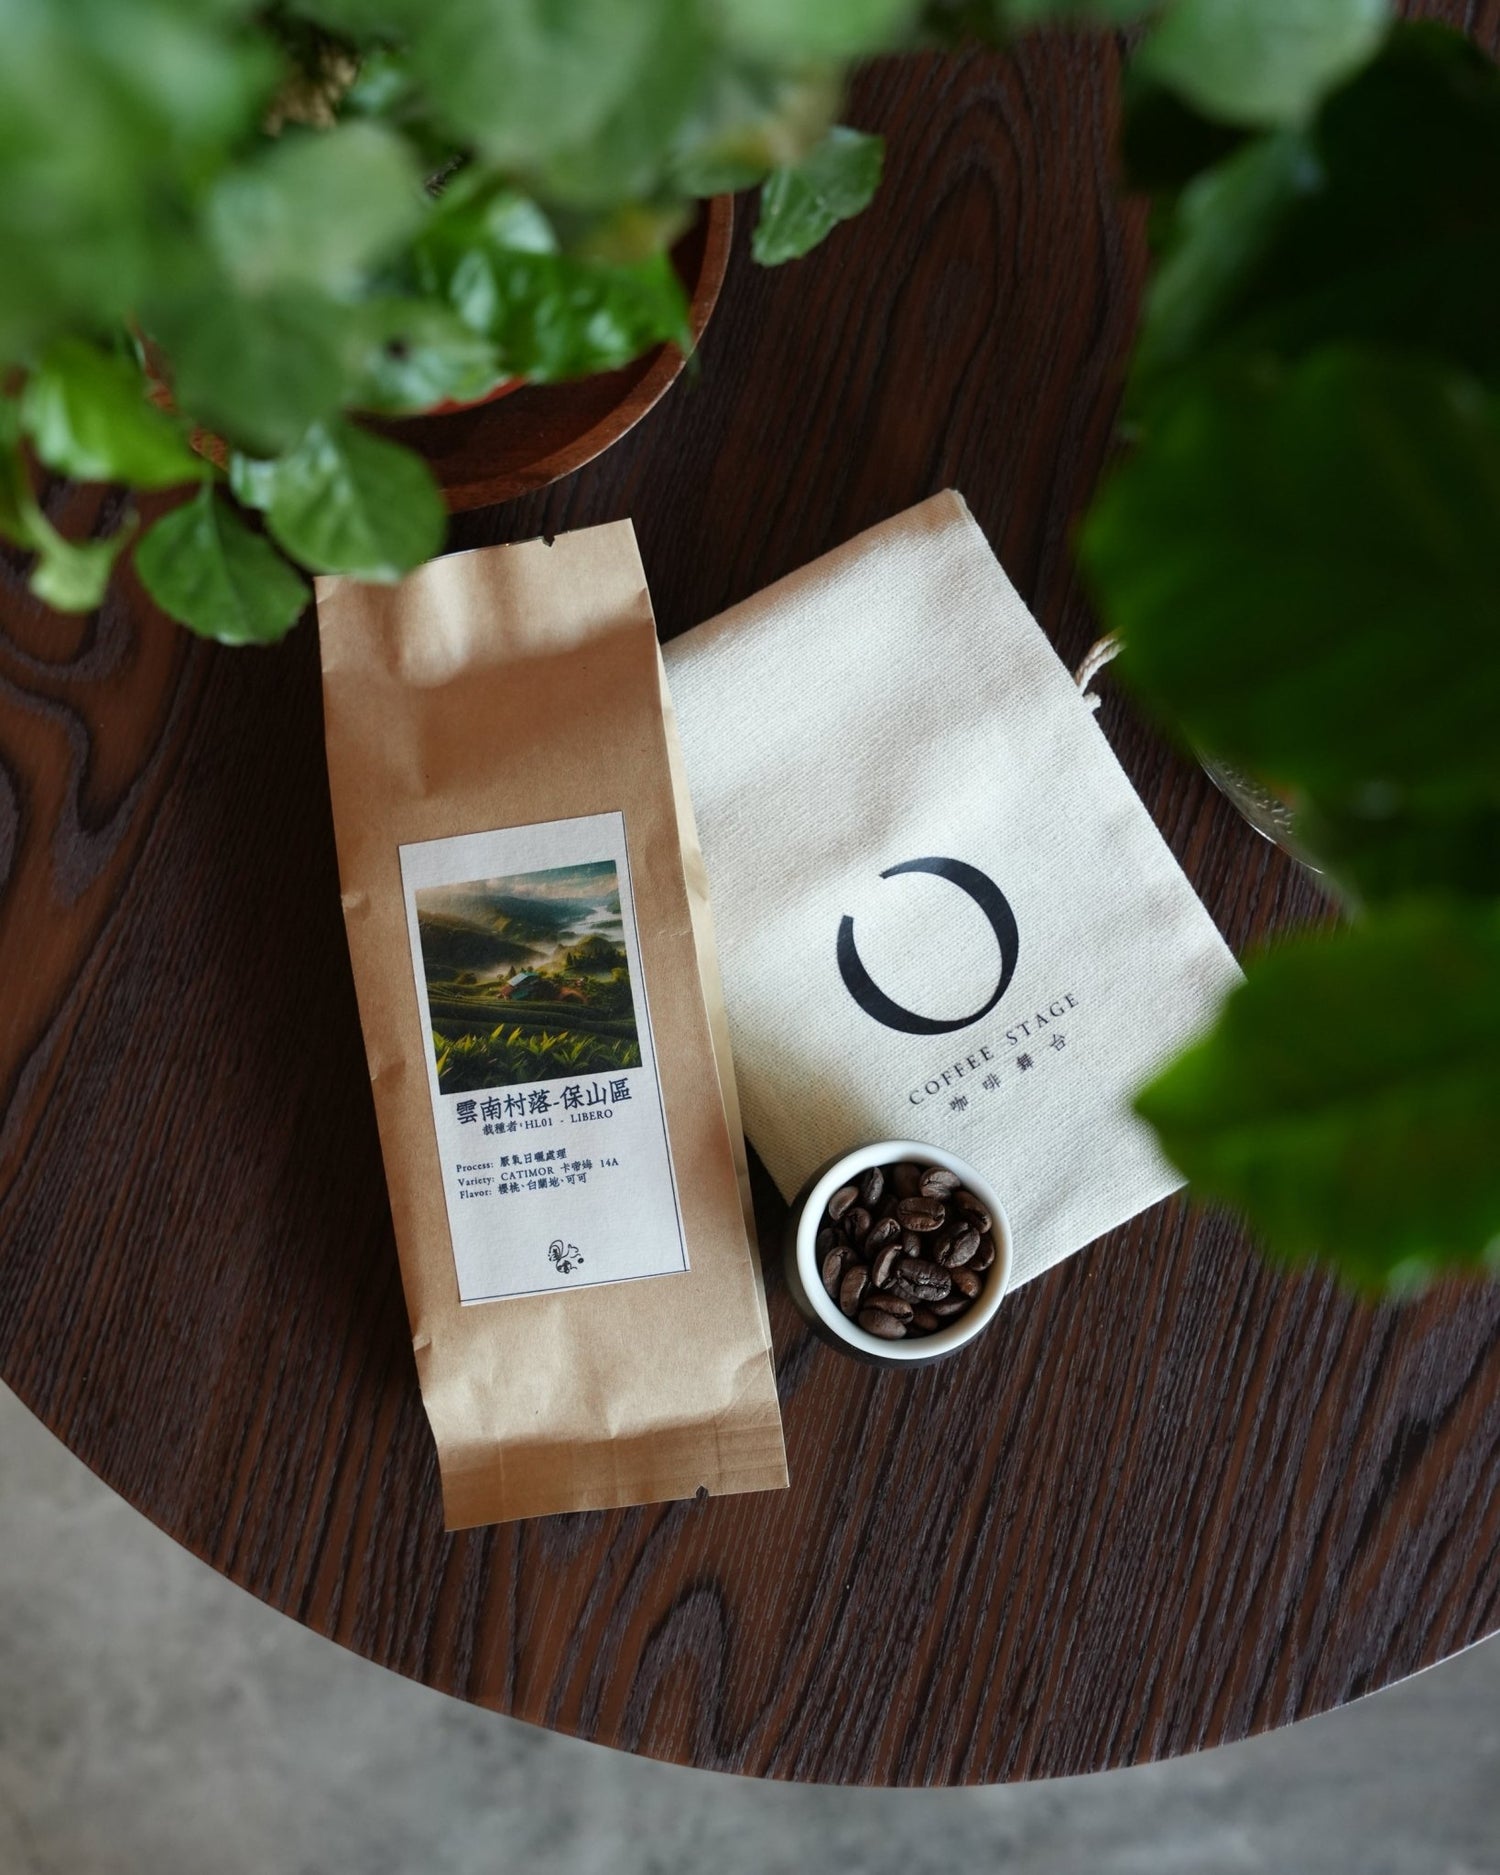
[315,522,787,1529]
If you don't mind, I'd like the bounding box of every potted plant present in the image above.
[5,0,1498,1294]
[0,0,890,642]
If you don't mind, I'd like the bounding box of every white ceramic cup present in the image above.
[784,1139,1013,1364]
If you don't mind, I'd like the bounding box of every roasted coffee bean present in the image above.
[859,1165,885,1208]
[910,1306,940,1333]
[863,1294,913,1322]
[890,1162,923,1199]
[929,1296,968,1318]
[954,1189,992,1231]
[895,1196,945,1232]
[858,1307,907,1340]
[838,1265,869,1317]
[816,1226,843,1256]
[845,1206,872,1247]
[894,1256,951,1302]
[920,1166,960,1198]
[870,1243,902,1290]
[970,1236,996,1272]
[938,1227,981,1269]
[952,1266,982,1299]
[821,1246,852,1297]
[827,1183,858,1221]
[864,1216,900,1257]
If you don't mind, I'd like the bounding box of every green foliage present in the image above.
[1298,793,1500,909]
[1136,909,1500,1289]
[1135,0,1391,128]
[1129,27,1500,400]
[2,0,898,633]
[253,419,447,581]
[720,0,923,60]
[144,284,354,457]
[752,127,885,264]
[1082,348,1500,799]
[134,487,309,644]
[433,1025,643,1097]
[347,300,503,414]
[0,0,275,359]
[1084,20,1500,1291]
[408,182,693,380]
[205,121,425,295]
[20,338,207,488]
[0,397,133,610]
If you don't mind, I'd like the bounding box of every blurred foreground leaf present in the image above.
[144,284,354,456]
[1081,348,1500,799]
[1136,907,1500,1288]
[1131,26,1500,400]
[1299,789,1500,908]
[206,122,426,296]
[1135,0,1390,128]
[21,338,206,489]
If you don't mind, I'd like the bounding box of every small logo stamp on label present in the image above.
[548,1239,585,1276]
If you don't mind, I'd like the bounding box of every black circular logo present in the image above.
[836,856,1019,1036]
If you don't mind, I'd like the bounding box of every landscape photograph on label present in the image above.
[415,861,642,1096]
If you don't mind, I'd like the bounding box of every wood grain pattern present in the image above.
[4,10,1500,1786]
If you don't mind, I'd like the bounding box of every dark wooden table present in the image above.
[5,10,1499,1788]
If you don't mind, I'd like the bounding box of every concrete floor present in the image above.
[1,1382,1497,1875]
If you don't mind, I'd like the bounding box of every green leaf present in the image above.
[0,394,132,612]
[410,185,691,380]
[20,338,206,489]
[280,0,425,38]
[134,487,309,644]
[998,0,1157,21]
[1120,69,1249,196]
[1135,0,1390,128]
[1135,906,1500,1289]
[1130,130,1319,394]
[671,62,840,196]
[206,122,426,296]
[347,300,505,414]
[0,0,275,357]
[480,251,689,380]
[144,285,352,456]
[1298,787,1500,907]
[1080,348,1500,798]
[533,9,718,208]
[28,527,129,614]
[752,127,885,266]
[226,452,278,513]
[410,0,683,174]
[0,400,35,546]
[258,420,445,581]
[720,0,921,59]
[1131,27,1500,400]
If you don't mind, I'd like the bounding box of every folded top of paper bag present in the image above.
[662,491,1241,1289]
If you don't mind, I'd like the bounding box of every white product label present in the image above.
[399,812,686,1303]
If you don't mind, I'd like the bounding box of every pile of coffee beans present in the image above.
[815,1161,996,1343]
